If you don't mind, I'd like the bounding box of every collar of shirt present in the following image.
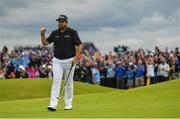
[58,27,69,34]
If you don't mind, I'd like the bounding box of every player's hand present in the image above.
[40,27,46,35]
[72,56,79,65]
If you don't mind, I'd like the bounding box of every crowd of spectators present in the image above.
[0,45,53,79]
[74,44,180,89]
[0,43,180,89]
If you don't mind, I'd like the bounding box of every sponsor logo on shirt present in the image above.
[55,36,60,38]
[64,35,71,38]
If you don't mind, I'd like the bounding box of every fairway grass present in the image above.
[0,79,180,118]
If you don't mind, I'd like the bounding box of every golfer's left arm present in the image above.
[72,44,83,65]
[72,30,83,65]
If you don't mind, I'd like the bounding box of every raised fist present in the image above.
[40,27,46,35]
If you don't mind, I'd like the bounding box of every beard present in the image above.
[59,26,65,30]
[58,24,67,31]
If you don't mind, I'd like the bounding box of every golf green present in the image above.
[0,79,180,118]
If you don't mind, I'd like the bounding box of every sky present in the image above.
[0,0,180,53]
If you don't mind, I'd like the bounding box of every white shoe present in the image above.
[64,105,72,110]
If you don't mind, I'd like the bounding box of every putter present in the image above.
[59,64,74,99]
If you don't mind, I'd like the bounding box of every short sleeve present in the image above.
[47,31,55,44]
[72,30,82,46]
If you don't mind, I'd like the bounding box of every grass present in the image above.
[0,78,180,118]
[0,78,115,101]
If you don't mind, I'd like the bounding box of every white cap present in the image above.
[19,65,25,71]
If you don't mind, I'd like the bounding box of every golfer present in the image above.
[40,15,83,111]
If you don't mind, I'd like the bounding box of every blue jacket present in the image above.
[126,69,134,80]
[115,66,126,78]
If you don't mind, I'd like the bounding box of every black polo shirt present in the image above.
[47,27,82,59]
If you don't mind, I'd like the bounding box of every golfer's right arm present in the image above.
[40,27,49,46]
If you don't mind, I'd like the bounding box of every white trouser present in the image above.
[49,57,76,108]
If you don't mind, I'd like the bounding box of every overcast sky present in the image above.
[0,0,180,53]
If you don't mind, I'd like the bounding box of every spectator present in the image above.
[95,66,101,85]
[153,55,159,83]
[39,64,49,78]
[74,65,82,81]
[11,53,27,70]
[175,52,180,78]
[106,62,116,87]
[107,62,115,78]
[91,64,97,84]
[157,57,170,82]
[115,62,126,89]
[135,60,144,87]
[99,64,107,86]
[28,66,38,79]
[125,65,134,89]
[5,63,15,79]
[79,66,86,82]
[8,72,16,79]
[84,62,93,84]
[0,69,5,79]
[19,65,28,78]
[169,53,176,79]
[91,64,101,85]
[145,57,155,85]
